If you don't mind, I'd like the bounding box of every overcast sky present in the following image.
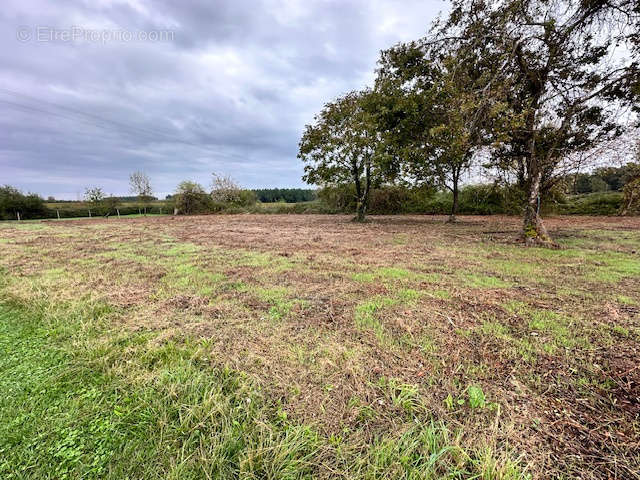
[0,0,445,199]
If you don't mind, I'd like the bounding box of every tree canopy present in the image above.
[299,89,386,221]
[300,0,639,243]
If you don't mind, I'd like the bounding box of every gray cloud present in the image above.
[0,0,444,199]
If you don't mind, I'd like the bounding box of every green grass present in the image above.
[463,274,511,289]
[0,298,527,479]
[355,296,398,341]
[3,214,637,478]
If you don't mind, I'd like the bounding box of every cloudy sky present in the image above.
[0,0,445,199]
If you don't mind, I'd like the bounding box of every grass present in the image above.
[0,213,639,479]
[0,301,526,479]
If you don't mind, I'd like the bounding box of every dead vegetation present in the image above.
[1,214,639,479]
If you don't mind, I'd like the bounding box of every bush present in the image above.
[173,181,214,215]
[0,186,47,220]
[316,183,526,215]
[556,192,623,215]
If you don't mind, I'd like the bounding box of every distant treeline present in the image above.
[252,188,316,203]
[46,195,159,203]
[0,178,633,221]
[0,185,165,220]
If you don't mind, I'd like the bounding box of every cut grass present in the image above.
[0,299,527,480]
[1,213,638,479]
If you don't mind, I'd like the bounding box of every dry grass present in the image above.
[1,213,639,479]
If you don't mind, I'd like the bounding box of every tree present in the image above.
[84,186,106,216]
[377,41,492,222]
[174,181,211,214]
[129,171,153,214]
[83,187,120,216]
[210,173,256,206]
[439,0,639,245]
[621,141,640,215]
[299,89,384,222]
[102,196,121,216]
[84,186,105,204]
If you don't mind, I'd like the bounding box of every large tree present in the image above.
[376,40,493,222]
[438,0,639,245]
[299,89,384,222]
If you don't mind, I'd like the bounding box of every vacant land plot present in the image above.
[0,214,638,479]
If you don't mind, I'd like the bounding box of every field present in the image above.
[0,214,639,479]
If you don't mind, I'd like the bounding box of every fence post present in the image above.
[138,208,141,215]
[16,211,20,221]
[88,209,91,218]
[117,208,120,218]
[57,209,60,220]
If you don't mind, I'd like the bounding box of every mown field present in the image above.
[0,214,638,479]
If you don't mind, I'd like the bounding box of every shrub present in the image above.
[556,192,623,215]
[173,181,213,215]
[0,185,47,220]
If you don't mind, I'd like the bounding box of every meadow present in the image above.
[0,214,638,479]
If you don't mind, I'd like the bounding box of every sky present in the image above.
[0,0,445,199]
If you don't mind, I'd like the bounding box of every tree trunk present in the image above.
[354,159,371,222]
[522,168,555,247]
[355,201,366,221]
[448,167,460,223]
[448,186,459,223]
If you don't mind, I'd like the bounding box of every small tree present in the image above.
[84,187,120,216]
[299,89,384,222]
[174,181,211,214]
[84,186,104,204]
[102,196,121,217]
[84,186,105,216]
[210,173,242,204]
[210,174,256,206]
[620,143,640,215]
[620,178,640,216]
[129,171,153,214]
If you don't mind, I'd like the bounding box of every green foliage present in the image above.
[0,185,47,220]
[172,181,212,215]
[299,89,388,221]
[467,386,486,409]
[318,183,525,215]
[83,187,121,216]
[570,163,640,194]
[315,183,626,216]
[557,192,623,215]
[253,188,316,203]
